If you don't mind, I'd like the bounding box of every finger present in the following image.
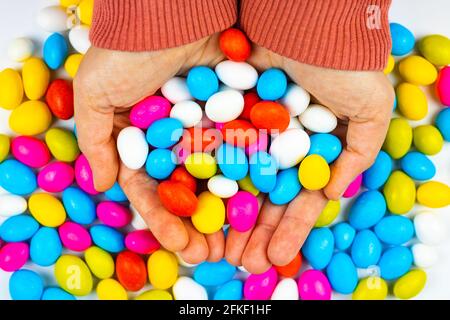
[178,220,209,264]
[205,230,225,262]
[118,164,189,252]
[268,190,328,266]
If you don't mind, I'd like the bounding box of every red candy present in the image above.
[250,101,290,133]
[275,252,302,277]
[46,79,74,120]
[116,251,147,292]
[222,119,258,148]
[180,127,222,153]
[241,92,261,120]
[170,167,197,193]
[219,28,251,62]
[157,181,198,217]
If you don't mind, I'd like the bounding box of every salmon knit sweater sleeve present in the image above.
[90,0,392,71]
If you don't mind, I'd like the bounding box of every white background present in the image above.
[0,0,449,300]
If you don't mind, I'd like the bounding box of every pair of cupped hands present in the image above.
[74,33,394,274]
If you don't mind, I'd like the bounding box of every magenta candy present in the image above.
[172,143,190,164]
[227,191,259,232]
[125,230,161,254]
[58,222,92,252]
[96,201,132,228]
[38,161,75,192]
[342,174,362,198]
[244,267,278,300]
[74,154,98,195]
[129,96,171,129]
[215,122,225,130]
[11,136,51,168]
[245,131,268,156]
[297,270,332,300]
[0,242,29,272]
[436,66,450,106]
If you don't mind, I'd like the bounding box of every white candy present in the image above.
[173,277,208,300]
[170,101,203,128]
[288,117,304,130]
[176,253,198,268]
[269,129,310,169]
[299,104,337,133]
[7,38,34,62]
[0,194,27,217]
[281,83,310,117]
[161,77,193,104]
[412,243,438,268]
[414,212,447,245]
[205,90,244,123]
[215,60,258,90]
[207,175,239,198]
[130,204,148,230]
[37,6,68,32]
[271,278,299,300]
[117,126,148,170]
[69,25,91,54]
[219,83,244,94]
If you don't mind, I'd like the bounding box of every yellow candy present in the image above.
[382,118,412,159]
[96,279,128,300]
[29,193,66,227]
[383,55,395,75]
[393,270,427,300]
[352,277,388,300]
[396,83,428,120]
[238,175,259,196]
[191,191,225,234]
[418,34,450,66]
[9,101,52,136]
[45,128,80,162]
[0,134,10,163]
[60,0,81,7]
[416,181,450,208]
[147,250,178,290]
[0,68,23,110]
[22,57,50,100]
[55,255,93,296]
[77,0,94,25]
[64,53,83,78]
[315,200,340,227]
[84,246,115,279]
[135,290,173,300]
[185,153,217,179]
[383,171,416,215]
[413,125,444,155]
[398,56,438,85]
[298,155,330,190]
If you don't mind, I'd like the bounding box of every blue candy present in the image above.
[90,225,124,253]
[436,108,450,141]
[363,151,392,189]
[41,287,76,300]
[326,253,358,294]
[257,68,287,100]
[400,151,435,181]
[62,187,96,224]
[0,159,37,195]
[0,215,39,242]
[301,228,334,270]
[217,143,248,181]
[30,227,62,267]
[146,118,183,149]
[145,149,176,180]
[390,23,415,56]
[332,222,356,251]
[348,190,386,230]
[308,133,342,163]
[351,230,382,268]
[104,182,128,202]
[187,66,219,101]
[393,96,398,111]
[249,151,278,193]
[379,246,413,280]
[374,215,414,245]
[194,259,236,286]
[43,33,68,70]
[214,280,243,300]
[9,270,44,300]
[269,168,301,205]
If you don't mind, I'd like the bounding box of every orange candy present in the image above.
[250,101,290,134]
[180,127,222,153]
[222,119,258,148]
[170,167,197,193]
[219,28,251,62]
[116,251,147,291]
[157,181,198,217]
[241,92,261,120]
[275,252,302,277]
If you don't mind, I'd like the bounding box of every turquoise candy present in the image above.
[62,187,96,224]
[350,230,382,268]
[400,151,436,181]
[257,68,287,100]
[332,222,356,251]
[9,269,44,300]
[214,280,243,300]
[0,159,37,195]
[146,118,183,149]
[194,259,236,286]
[308,133,342,163]
[43,33,68,70]
[41,287,76,300]
[348,190,386,230]
[249,151,278,193]
[374,215,414,245]
[90,225,124,253]
[390,23,415,56]
[379,246,413,280]
[104,182,128,202]
[326,253,358,294]
[269,167,301,205]
[363,151,392,189]
[0,215,39,242]
[301,228,334,270]
[187,66,219,101]
[435,108,450,141]
[217,143,248,181]
[145,149,176,180]
[30,227,62,266]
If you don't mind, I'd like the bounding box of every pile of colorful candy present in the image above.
[0,1,450,300]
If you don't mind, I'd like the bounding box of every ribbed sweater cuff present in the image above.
[240,0,392,71]
[90,0,237,51]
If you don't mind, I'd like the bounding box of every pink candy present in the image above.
[342,174,362,198]
[172,143,190,164]
[245,131,268,156]
[38,161,75,192]
[436,66,450,106]
[58,222,92,252]
[74,154,98,195]
[0,242,29,272]
[125,230,161,254]
[244,267,278,300]
[297,269,332,300]
[227,191,259,232]
[11,136,51,168]
[129,96,171,129]
[96,201,132,228]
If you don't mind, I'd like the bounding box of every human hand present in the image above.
[226,45,395,273]
[74,34,226,263]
